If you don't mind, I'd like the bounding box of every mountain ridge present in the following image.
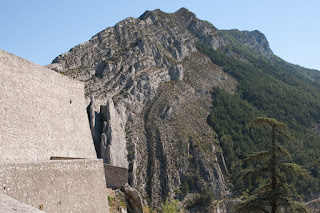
[47,8,320,211]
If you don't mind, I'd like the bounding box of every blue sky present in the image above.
[0,0,319,70]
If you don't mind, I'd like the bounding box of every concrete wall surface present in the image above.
[0,159,109,213]
[0,49,96,161]
[0,193,43,213]
[104,164,128,189]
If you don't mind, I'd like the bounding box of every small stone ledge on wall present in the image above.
[104,164,128,189]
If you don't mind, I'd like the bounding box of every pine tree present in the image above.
[181,181,189,196]
[235,117,310,213]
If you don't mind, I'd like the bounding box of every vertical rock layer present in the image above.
[47,8,272,208]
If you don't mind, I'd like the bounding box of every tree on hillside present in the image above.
[180,181,189,197]
[235,117,310,213]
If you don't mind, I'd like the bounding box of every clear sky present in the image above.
[1,0,319,70]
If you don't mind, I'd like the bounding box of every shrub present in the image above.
[188,187,215,208]
[161,198,183,213]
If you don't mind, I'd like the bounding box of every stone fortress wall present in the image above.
[0,49,96,161]
[0,159,109,212]
[0,49,110,212]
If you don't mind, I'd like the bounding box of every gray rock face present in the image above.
[222,29,273,57]
[120,183,143,213]
[48,8,271,209]
[100,99,128,167]
[215,199,241,213]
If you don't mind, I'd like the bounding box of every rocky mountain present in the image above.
[47,8,320,211]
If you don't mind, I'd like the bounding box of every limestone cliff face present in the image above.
[222,29,273,57]
[48,8,271,209]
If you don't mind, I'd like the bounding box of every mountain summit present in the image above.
[48,8,320,211]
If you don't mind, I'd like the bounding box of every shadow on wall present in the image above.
[104,164,128,189]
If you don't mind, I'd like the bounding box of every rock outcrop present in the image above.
[222,29,273,57]
[47,8,272,209]
[121,183,143,213]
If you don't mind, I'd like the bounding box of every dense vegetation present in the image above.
[196,40,320,200]
[235,117,309,213]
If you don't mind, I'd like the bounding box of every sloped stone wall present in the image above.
[0,49,96,161]
[0,193,43,213]
[0,159,109,213]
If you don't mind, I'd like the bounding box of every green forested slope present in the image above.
[196,40,320,200]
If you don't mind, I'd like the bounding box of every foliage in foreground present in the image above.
[235,117,310,213]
